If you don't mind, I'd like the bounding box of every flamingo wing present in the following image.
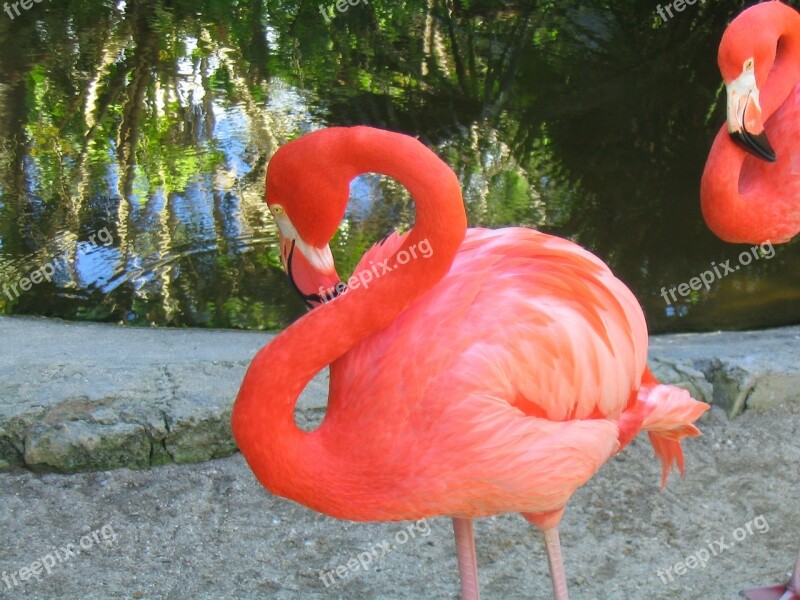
[312,228,651,520]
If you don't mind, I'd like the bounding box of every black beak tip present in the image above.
[730,129,777,163]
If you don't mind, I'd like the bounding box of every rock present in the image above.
[648,358,713,405]
[648,326,800,417]
[24,420,151,472]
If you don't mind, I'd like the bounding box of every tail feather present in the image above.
[647,432,687,489]
[638,367,709,488]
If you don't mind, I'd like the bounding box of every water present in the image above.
[0,0,797,333]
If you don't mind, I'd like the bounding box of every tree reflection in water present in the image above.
[0,0,796,331]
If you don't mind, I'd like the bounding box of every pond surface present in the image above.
[0,0,797,333]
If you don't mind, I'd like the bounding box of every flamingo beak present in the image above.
[279,232,343,308]
[726,69,776,162]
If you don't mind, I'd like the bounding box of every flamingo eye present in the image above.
[743,58,754,72]
[271,205,286,216]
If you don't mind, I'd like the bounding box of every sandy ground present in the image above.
[0,405,798,600]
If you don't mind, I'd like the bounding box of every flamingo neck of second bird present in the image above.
[231,128,467,512]
[701,3,800,243]
[758,4,800,119]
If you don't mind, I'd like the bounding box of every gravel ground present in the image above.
[1,404,798,600]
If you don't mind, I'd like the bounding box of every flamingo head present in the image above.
[265,130,354,307]
[717,7,779,163]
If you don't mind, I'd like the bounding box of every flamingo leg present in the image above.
[790,546,800,593]
[452,517,480,600]
[543,526,570,600]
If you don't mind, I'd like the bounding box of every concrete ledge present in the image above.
[649,326,800,416]
[1,316,798,473]
[0,316,328,473]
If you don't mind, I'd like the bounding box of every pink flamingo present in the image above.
[701,4,800,597]
[700,0,800,244]
[232,126,708,599]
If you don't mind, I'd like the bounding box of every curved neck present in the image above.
[760,7,800,118]
[701,7,800,243]
[232,128,467,507]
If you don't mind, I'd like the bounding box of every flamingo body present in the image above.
[298,227,692,522]
[701,0,800,244]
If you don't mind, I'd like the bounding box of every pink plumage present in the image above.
[317,228,698,521]
[701,0,800,244]
[232,126,708,599]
